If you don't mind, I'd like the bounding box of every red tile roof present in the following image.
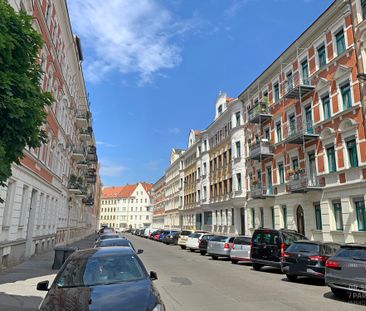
[102,182,153,198]
[226,97,236,103]
[141,182,153,193]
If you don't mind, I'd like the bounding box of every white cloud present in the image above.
[168,127,181,135]
[100,160,127,178]
[224,0,250,17]
[69,0,195,84]
[96,141,117,148]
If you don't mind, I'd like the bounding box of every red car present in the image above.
[154,233,161,241]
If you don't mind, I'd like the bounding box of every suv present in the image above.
[250,228,307,271]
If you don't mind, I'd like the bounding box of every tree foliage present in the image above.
[0,0,52,197]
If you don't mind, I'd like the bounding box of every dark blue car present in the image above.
[159,230,178,242]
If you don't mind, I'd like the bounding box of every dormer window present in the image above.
[218,105,223,115]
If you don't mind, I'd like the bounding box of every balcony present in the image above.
[288,173,323,193]
[249,140,274,161]
[284,116,319,145]
[76,111,88,128]
[86,170,97,184]
[79,129,90,140]
[68,174,84,194]
[283,76,315,99]
[249,183,274,199]
[87,145,98,163]
[248,101,272,124]
[82,195,94,205]
[77,160,88,169]
[72,147,85,160]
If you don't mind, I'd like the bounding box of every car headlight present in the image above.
[152,304,164,311]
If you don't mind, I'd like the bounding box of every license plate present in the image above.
[290,264,306,272]
[343,266,365,277]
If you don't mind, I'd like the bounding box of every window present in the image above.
[278,163,284,184]
[274,83,280,102]
[271,207,275,229]
[236,173,242,191]
[346,139,358,167]
[363,0,366,20]
[326,146,337,172]
[264,128,270,140]
[355,200,366,231]
[276,121,282,142]
[322,94,331,120]
[231,208,235,226]
[282,205,287,229]
[260,208,264,228]
[235,111,241,126]
[333,202,343,230]
[340,82,352,110]
[317,44,326,69]
[335,29,346,55]
[251,208,255,228]
[314,204,322,230]
[218,105,222,115]
[286,71,293,91]
[235,141,241,158]
[301,59,309,85]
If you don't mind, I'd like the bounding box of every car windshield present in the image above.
[189,233,201,238]
[210,236,228,242]
[286,242,319,253]
[100,235,119,240]
[335,247,366,260]
[55,254,146,288]
[181,231,192,236]
[99,239,135,251]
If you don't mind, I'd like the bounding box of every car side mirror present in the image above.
[150,271,158,280]
[137,249,144,254]
[37,280,49,291]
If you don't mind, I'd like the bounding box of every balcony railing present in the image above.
[82,195,94,205]
[248,140,274,161]
[283,115,319,144]
[86,171,97,184]
[283,75,315,99]
[68,174,84,194]
[87,145,98,163]
[248,101,272,124]
[76,111,88,128]
[288,173,323,193]
[72,147,85,160]
[77,160,88,169]
[249,183,274,199]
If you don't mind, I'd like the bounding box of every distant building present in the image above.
[100,183,153,229]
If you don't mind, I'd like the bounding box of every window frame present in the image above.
[355,200,366,231]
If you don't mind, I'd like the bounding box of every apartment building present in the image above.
[242,0,366,243]
[151,177,166,229]
[100,183,153,229]
[0,0,100,268]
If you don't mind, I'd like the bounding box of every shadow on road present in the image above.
[251,267,283,274]
[323,291,366,307]
[0,292,42,311]
[281,277,325,286]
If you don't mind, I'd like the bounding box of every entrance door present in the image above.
[25,189,38,257]
[240,208,245,235]
[308,153,317,186]
[296,205,305,236]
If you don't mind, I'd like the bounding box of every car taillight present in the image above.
[309,255,328,262]
[326,260,341,270]
[280,243,285,258]
[283,252,291,258]
[224,243,230,249]
[232,244,235,250]
[250,241,253,257]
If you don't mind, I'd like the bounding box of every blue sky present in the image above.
[68,0,333,187]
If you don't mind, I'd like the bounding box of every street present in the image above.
[128,234,365,311]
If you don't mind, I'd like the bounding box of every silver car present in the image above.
[230,236,252,264]
[325,244,366,299]
[207,236,235,260]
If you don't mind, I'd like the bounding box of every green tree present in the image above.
[0,0,52,200]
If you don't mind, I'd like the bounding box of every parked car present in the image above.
[154,233,162,241]
[158,230,175,242]
[178,230,208,249]
[250,228,307,271]
[325,243,366,298]
[99,227,114,235]
[95,238,143,254]
[207,236,235,259]
[186,233,212,252]
[281,241,340,281]
[37,247,164,310]
[162,231,181,245]
[95,233,120,244]
[150,229,164,240]
[230,236,252,264]
[198,234,215,255]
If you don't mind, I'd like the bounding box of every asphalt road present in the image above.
[128,234,365,311]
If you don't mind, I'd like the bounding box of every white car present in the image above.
[186,233,208,252]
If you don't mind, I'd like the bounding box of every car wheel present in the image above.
[200,251,206,256]
[231,259,238,264]
[180,245,186,250]
[331,287,347,298]
[211,255,218,260]
[252,263,263,271]
[286,274,298,282]
[190,249,194,252]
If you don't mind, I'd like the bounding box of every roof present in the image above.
[141,182,153,193]
[102,184,137,198]
[71,247,136,260]
[226,97,236,103]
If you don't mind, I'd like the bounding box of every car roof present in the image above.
[341,243,366,248]
[100,238,129,243]
[72,247,136,259]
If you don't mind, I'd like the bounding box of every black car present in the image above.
[37,247,164,311]
[198,234,215,255]
[251,228,307,271]
[281,240,340,281]
[162,231,181,245]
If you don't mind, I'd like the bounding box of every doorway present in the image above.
[25,189,38,257]
[296,205,305,236]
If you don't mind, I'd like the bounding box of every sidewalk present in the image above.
[0,234,97,311]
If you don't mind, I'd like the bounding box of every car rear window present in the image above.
[335,247,366,259]
[286,242,319,253]
[234,237,251,245]
[181,231,192,236]
[202,235,214,240]
[190,233,201,238]
[282,232,307,244]
[210,236,228,242]
[252,231,279,245]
